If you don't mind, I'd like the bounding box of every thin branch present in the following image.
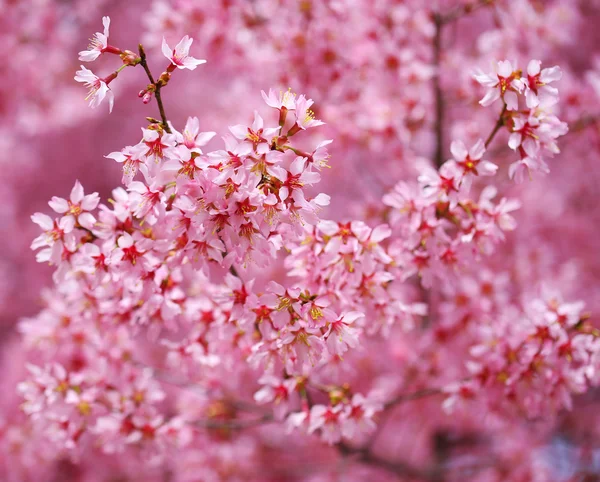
[192,413,274,431]
[384,386,444,409]
[568,114,600,134]
[138,44,171,133]
[484,103,507,148]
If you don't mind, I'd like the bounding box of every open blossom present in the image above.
[325,311,364,356]
[74,65,115,112]
[308,404,344,444]
[473,60,525,110]
[78,16,111,61]
[524,60,562,108]
[171,117,216,151]
[418,162,462,207]
[105,144,147,185]
[48,180,100,230]
[162,35,206,70]
[261,88,297,111]
[448,139,497,190]
[30,213,75,264]
[292,95,325,131]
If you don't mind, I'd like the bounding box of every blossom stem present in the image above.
[103,45,123,55]
[484,103,507,148]
[138,44,171,133]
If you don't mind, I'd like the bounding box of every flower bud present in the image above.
[158,72,171,86]
[120,50,139,66]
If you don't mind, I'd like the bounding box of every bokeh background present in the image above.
[3,0,600,480]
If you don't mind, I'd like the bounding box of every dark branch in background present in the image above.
[192,413,274,430]
[569,114,600,134]
[485,103,507,148]
[433,12,445,168]
[385,386,443,409]
[439,0,496,25]
[138,44,172,133]
[338,441,434,481]
[432,1,497,168]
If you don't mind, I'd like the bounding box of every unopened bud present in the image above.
[142,91,154,104]
[158,72,171,86]
[120,50,139,66]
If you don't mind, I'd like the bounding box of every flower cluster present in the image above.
[443,292,599,417]
[474,59,568,182]
[383,151,520,287]
[3,2,600,481]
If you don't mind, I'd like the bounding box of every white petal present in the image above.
[49,197,69,213]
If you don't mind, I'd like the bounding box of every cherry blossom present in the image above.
[78,16,112,62]
[3,3,600,482]
[161,35,206,71]
[474,60,525,110]
[74,65,115,112]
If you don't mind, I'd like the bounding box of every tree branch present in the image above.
[568,114,600,134]
[433,13,445,168]
[192,413,274,430]
[439,0,496,25]
[484,103,507,148]
[338,441,434,480]
[138,44,171,133]
[385,386,444,409]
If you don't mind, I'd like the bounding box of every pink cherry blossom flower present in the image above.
[48,180,99,230]
[106,144,147,185]
[308,404,344,444]
[74,65,115,112]
[171,117,216,151]
[524,60,562,108]
[473,60,525,110]
[78,16,111,62]
[261,88,297,111]
[326,312,364,356]
[162,35,206,70]
[254,375,297,419]
[448,139,497,191]
[341,394,381,439]
[290,95,325,133]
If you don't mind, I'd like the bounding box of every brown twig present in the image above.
[192,413,274,430]
[385,386,444,409]
[138,44,171,133]
[484,103,507,148]
[568,114,600,134]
